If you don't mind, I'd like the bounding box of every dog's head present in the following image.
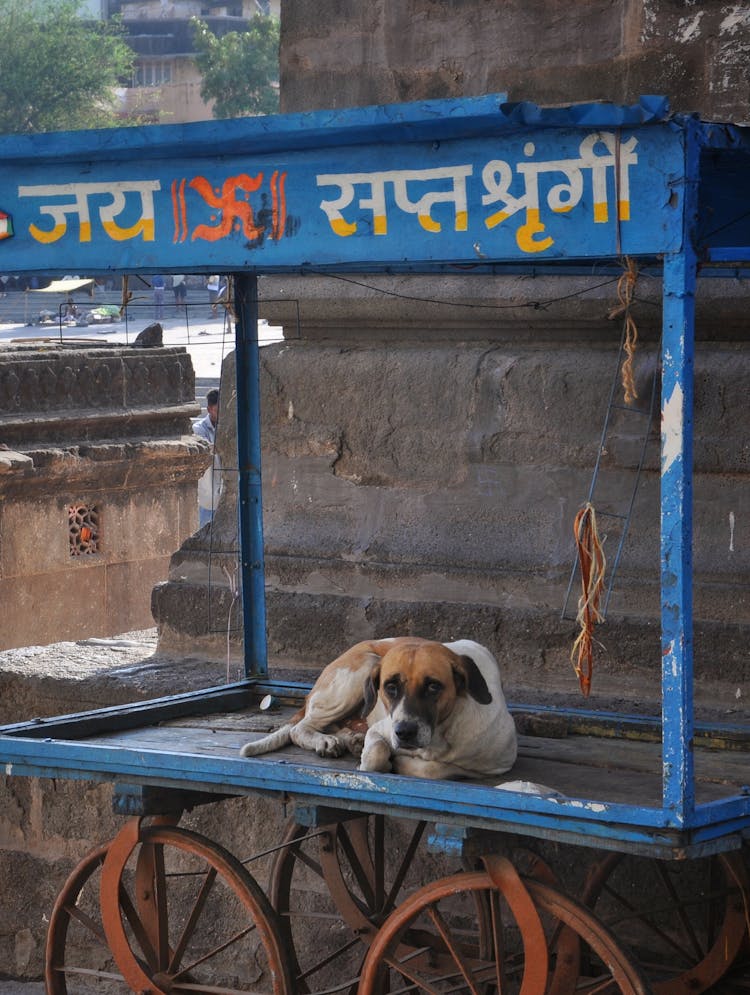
[362,640,492,751]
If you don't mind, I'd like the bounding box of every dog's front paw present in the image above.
[348,732,366,758]
[316,734,346,758]
[332,727,365,758]
[359,740,392,772]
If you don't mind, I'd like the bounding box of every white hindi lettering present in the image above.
[18,181,161,244]
[316,166,472,237]
[482,132,638,253]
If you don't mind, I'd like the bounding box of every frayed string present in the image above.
[571,502,606,697]
[608,257,639,405]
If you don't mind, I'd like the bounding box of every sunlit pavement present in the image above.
[0,287,283,389]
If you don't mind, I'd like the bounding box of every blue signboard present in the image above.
[0,98,684,275]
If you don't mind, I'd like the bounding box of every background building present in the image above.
[118,0,278,123]
[88,0,280,123]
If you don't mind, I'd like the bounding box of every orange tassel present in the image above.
[608,257,639,405]
[571,503,606,696]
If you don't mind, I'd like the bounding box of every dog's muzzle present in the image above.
[392,718,431,750]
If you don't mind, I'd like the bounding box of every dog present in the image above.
[239,637,517,779]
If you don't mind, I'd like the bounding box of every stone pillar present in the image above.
[279,0,749,125]
[152,274,750,705]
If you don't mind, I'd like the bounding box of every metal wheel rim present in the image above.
[269,815,426,994]
[581,850,750,995]
[45,842,116,995]
[358,868,650,995]
[98,821,292,995]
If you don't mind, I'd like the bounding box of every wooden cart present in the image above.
[0,94,748,995]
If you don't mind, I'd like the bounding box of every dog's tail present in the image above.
[239,724,294,757]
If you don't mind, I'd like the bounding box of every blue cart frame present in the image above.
[0,95,748,862]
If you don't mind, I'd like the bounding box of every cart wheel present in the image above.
[46,842,122,994]
[465,846,559,885]
[580,850,750,995]
[358,860,649,995]
[63,819,291,995]
[269,814,428,993]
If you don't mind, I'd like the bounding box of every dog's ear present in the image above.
[453,655,493,704]
[362,660,381,716]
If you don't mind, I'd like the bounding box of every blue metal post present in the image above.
[234,273,268,678]
[660,124,700,824]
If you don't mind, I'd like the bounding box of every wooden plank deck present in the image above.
[64,703,749,810]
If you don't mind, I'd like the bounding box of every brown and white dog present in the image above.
[239,637,517,780]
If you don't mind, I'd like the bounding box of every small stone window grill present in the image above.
[69,503,100,556]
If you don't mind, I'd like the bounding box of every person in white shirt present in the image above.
[193,388,218,446]
[193,389,221,525]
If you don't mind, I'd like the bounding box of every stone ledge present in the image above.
[150,574,750,719]
[0,631,229,726]
[1,404,202,448]
[0,436,211,495]
[0,344,196,426]
[258,273,750,341]
[0,450,33,473]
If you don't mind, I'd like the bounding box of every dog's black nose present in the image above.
[394,720,419,746]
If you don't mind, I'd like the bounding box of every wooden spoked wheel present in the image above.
[358,858,650,995]
[268,814,428,993]
[46,821,292,995]
[46,842,118,994]
[580,850,750,995]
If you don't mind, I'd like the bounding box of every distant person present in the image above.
[206,275,221,314]
[193,388,221,526]
[216,275,229,312]
[152,274,166,318]
[62,297,78,324]
[193,388,218,445]
[173,274,187,308]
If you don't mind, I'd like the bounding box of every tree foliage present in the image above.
[0,0,135,135]
[191,14,279,119]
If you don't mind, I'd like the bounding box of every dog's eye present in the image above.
[383,681,400,698]
[425,680,443,696]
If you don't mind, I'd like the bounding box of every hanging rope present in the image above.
[608,257,639,404]
[570,503,606,697]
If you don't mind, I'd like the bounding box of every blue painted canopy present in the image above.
[0,94,747,275]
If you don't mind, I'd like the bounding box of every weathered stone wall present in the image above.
[279,0,750,125]
[178,0,746,700]
[0,344,209,648]
[154,292,750,708]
